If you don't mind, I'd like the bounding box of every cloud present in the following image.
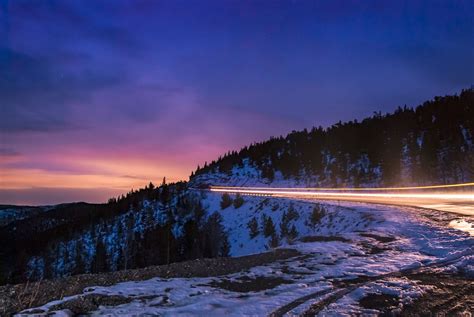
[7,1,142,53]
[1,1,141,134]
[1,0,472,204]
[0,47,125,133]
[389,42,474,87]
[0,148,20,157]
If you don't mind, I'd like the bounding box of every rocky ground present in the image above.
[1,249,298,316]
[7,243,472,316]
[386,273,473,316]
[6,197,474,316]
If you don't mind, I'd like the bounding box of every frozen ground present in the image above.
[18,193,473,316]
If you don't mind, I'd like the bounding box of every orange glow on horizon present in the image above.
[0,156,190,191]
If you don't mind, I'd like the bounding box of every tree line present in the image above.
[193,89,474,186]
[0,183,230,284]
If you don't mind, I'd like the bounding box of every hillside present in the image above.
[191,89,474,188]
[7,194,473,316]
[1,90,473,296]
[0,183,228,285]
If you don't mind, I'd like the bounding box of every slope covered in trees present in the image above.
[2,89,472,285]
[0,183,230,285]
[192,89,474,186]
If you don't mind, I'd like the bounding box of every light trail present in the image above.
[210,187,474,201]
[211,182,474,191]
[208,183,474,217]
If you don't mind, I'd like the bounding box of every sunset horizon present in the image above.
[1,2,473,315]
[1,88,470,206]
[2,1,472,205]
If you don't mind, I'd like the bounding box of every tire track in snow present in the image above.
[269,249,473,316]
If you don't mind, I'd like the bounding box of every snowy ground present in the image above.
[18,193,474,316]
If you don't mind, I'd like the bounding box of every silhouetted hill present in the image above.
[192,89,474,187]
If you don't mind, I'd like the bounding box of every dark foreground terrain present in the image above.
[1,249,298,315]
[3,246,473,316]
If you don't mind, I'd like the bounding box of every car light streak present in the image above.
[207,183,474,234]
[210,187,474,201]
[208,183,474,215]
[211,182,474,191]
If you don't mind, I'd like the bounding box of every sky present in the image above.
[1,0,473,205]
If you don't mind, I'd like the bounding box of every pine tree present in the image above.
[247,217,259,238]
[220,233,231,257]
[269,233,280,248]
[220,193,233,209]
[288,224,298,242]
[92,240,107,273]
[263,217,276,238]
[233,193,244,208]
[280,211,289,237]
[286,204,299,221]
[160,184,170,204]
[203,212,227,258]
[72,240,85,275]
[309,204,325,227]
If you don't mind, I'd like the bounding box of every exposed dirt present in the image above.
[273,257,473,317]
[359,242,390,255]
[356,274,474,316]
[359,293,399,311]
[300,288,354,317]
[400,273,474,316]
[209,276,292,293]
[304,273,474,317]
[269,287,335,317]
[299,235,350,243]
[48,294,134,315]
[359,233,396,243]
[0,248,299,316]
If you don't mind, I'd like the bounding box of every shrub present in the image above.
[280,206,299,238]
[287,224,298,242]
[220,193,233,209]
[219,233,231,257]
[269,233,280,248]
[286,204,299,221]
[247,217,259,238]
[309,204,325,227]
[203,212,228,258]
[263,216,276,238]
[233,193,244,208]
[280,211,289,237]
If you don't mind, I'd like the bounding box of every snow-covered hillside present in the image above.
[201,192,376,257]
[190,158,381,188]
[0,205,52,226]
[18,193,473,316]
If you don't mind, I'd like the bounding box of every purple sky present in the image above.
[1,0,473,205]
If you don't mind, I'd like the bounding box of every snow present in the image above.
[416,134,423,148]
[318,277,435,316]
[201,193,371,257]
[460,125,473,148]
[19,194,474,316]
[0,206,51,226]
[23,198,191,280]
[191,157,384,189]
